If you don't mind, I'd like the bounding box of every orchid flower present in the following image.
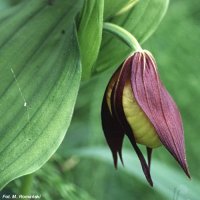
[101,23,190,186]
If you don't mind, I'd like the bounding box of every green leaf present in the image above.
[94,0,169,74]
[78,0,104,80]
[0,0,82,189]
[104,0,138,20]
[71,147,199,200]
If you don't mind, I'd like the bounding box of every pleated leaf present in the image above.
[0,0,82,189]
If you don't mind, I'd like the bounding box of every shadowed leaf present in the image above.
[0,0,82,189]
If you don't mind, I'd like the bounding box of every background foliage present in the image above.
[0,0,200,199]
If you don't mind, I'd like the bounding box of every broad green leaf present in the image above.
[0,2,6,10]
[94,0,169,74]
[0,0,23,11]
[58,70,115,153]
[104,0,138,20]
[71,147,199,200]
[78,0,104,80]
[0,0,82,189]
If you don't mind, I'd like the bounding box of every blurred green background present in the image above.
[1,0,200,199]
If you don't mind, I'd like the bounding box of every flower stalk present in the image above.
[103,22,142,52]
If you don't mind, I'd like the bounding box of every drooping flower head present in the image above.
[101,50,190,186]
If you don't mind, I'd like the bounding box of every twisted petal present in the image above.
[101,70,124,168]
[131,51,190,177]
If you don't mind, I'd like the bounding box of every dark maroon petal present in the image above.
[111,54,153,186]
[131,51,190,177]
[159,86,190,177]
[126,131,153,186]
[101,71,124,168]
[147,147,153,169]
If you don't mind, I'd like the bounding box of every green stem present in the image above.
[103,22,142,52]
[20,173,34,199]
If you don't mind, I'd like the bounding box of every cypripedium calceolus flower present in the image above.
[101,48,190,186]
